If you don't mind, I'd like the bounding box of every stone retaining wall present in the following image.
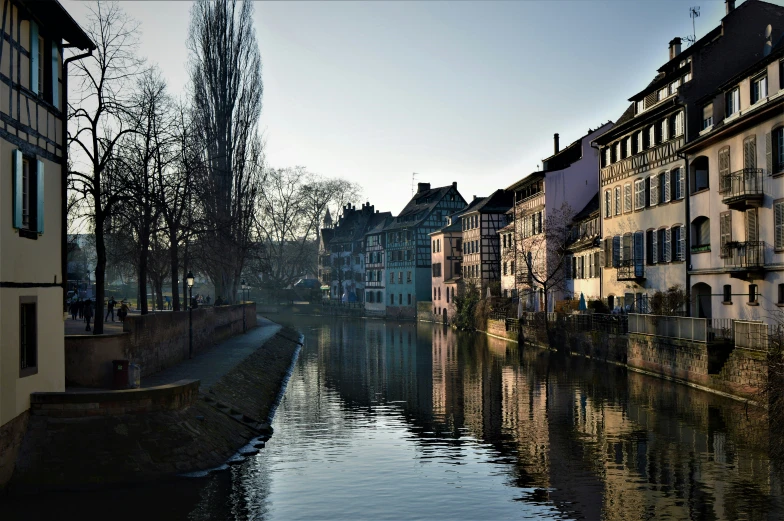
[627,333,710,384]
[65,303,256,388]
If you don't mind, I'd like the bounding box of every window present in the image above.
[657,229,668,262]
[649,125,656,147]
[12,151,43,236]
[636,100,644,114]
[390,294,394,305]
[751,74,767,104]
[658,87,668,100]
[604,190,611,218]
[622,233,632,263]
[624,184,632,213]
[691,156,709,192]
[634,179,645,210]
[626,137,632,158]
[674,111,684,136]
[749,284,758,304]
[720,212,732,256]
[408,294,412,305]
[613,187,621,216]
[432,263,442,277]
[398,272,402,283]
[779,283,784,305]
[726,88,740,117]
[669,79,679,95]
[672,225,684,261]
[671,168,682,200]
[615,142,622,162]
[724,285,732,303]
[612,236,621,267]
[406,271,412,283]
[774,127,784,173]
[503,261,507,276]
[661,118,669,142]
[20,297,37,377]
[646,230,655,265]
[604,147,611,166]
[702,104,713,130]
[744,135,757,170]
[775,200,784,250]
[692,216,711,251]
[645,177,651,207]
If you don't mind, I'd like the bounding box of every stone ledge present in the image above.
[31,380,199,405]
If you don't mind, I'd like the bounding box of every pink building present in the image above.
[430,214,464,323]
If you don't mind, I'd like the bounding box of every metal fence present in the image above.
[511,311,628,335]
[733,320,781,352]
[628,313,708,342]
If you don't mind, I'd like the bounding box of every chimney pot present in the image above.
[669,37,682,60]
[554,133,560,154]
[726,0,735,15]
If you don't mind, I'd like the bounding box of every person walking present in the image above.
[118,300,129,322]
[105,296,116,322]
[84,299,94,332]
[77,298,83,319]
[70,299,78,320]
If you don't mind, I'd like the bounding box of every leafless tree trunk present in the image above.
[188,0,263,304]
[68,2,144,334]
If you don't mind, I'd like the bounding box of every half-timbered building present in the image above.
[385,182,465,319]
[457,189,513,295]
[0,0,93,487]
[595,0,784,313]
[564,194,602,302]
[429,213,465,323]
[364,215,392,317]
[498,221,515,298]
[507,126,612,311]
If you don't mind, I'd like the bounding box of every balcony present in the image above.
[722,241,765,279]
[719,168,764,210]
[616,259,645,281]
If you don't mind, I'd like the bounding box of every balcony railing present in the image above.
[616,259,644,281]
[722,241,765,270]
[719,168,764,209]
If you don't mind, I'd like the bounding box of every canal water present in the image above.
[4,315,783,520]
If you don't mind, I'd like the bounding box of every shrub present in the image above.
[453,280,480,330]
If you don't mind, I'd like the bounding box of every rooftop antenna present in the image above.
[411,172,419,196]
[684,6,700,47]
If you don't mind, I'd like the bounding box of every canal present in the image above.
[5,315,783,520]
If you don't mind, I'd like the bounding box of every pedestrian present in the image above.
[118,300,129,322]
[206,295,211,305]
[77,298,83,319]
[70,299,78,320]
[106,296,116,322]
[84,299,93,332]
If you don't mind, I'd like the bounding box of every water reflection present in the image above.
[2,316,780,520]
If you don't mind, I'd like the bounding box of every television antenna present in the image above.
[411,172,419,196]
[686,6,700,46]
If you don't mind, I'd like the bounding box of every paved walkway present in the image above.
[141,315,282,391]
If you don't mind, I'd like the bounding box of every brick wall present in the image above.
[713,347,768,399]
[627,333,709,385]
[65,303,256,388]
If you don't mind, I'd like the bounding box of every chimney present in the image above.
[452,181,457,187]
[553,133,560,154]
[669,37,682,60]
[417,182,431,193]
[726,0,735,15]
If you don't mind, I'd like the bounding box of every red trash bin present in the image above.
[112,359,130,389]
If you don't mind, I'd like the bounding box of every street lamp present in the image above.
[241,279,248,332]
[187,271,194,359]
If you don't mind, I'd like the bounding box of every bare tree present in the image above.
[509,202,573,320]
[68,2,144,333]
[188,0,263,303]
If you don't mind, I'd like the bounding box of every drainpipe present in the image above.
[61,45,94,312]
[590,140,603,303]
[675,102,691,317]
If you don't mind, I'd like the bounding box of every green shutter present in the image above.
[51,41,59,109]
[36,159,44,234]
[766,132,773,175]
[30,22,39,94]
[12,149,22,228]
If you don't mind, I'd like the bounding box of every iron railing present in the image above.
[722,241,765,270]
[707,318,734,342]
[617,259,644,281]
[719,168,764,205]
[628,313,708,342]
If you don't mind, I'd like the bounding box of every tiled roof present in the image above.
[458,189,514,215]
[385,184,464,231]
[572,193,600,222]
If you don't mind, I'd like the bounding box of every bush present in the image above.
[650,285,688,315]
[588,299,609,314]
[453,281,480,330]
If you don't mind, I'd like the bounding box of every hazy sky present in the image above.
[63,0,781,214]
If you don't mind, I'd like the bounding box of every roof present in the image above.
[497,222,515,234]
[572,193,600,222]
[505,171,545,192]
[458,189,513,216]
[26,1,95,50]
[364,213,394,236]
[385,183,464,231]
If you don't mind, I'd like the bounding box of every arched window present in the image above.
[692,216,711,250]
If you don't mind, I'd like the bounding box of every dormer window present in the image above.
[649,125,656,147]
[669,79,680,95]
[658,87,668,100]
[604,147,611,166]
[702,104,713,130]
[725,88,740,117]
[751,74,767,104]
[615,142,621,162]
[626,137,633,158]
[637,130,644,153]
[636,100,644,114]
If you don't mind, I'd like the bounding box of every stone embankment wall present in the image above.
[65,303,256,388]
[627,333,709,384]
[8,327,301,490]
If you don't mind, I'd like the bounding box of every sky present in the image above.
[63,0,783,215]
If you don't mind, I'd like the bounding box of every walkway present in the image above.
[141,315,282,391]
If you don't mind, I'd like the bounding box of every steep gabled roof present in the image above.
[458,189,514,216]
[572,193,600,223]
[385,183,464,231]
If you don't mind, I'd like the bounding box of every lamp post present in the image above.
[187,271,194,359]
[241,279,247,332]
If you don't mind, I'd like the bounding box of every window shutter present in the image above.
[719,148,731,191]
[678,170,685,200]
[663,173,671,202]
[767,132,773,175]
[744,136,757,170]
[51,42,59,109]
[776,202,784,250]
[650,176,659,206]
[36,159,44,234]
[30,22,39,95]
[612,236,620,267]
[665,228,672,262]
[652,231,658,264]
[634,231,644,276]
[624,184,632,212]
[679,226,685,261]
[12,149,22,229]
[746,209,758,243]
[720,212,732,253]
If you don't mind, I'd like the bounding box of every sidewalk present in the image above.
[140,315,282,391]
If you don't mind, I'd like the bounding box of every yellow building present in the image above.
[0,0,93,485]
